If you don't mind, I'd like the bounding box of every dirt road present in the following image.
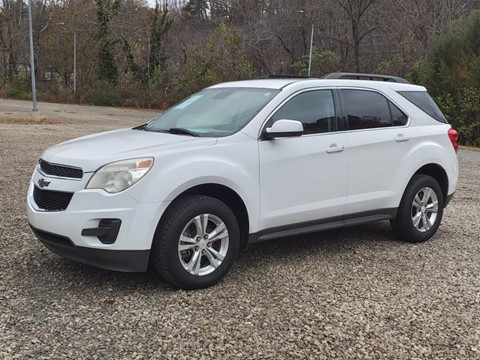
[0,98,158,126]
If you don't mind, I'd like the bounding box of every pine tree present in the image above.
[183,0,209,19]
[149,1,173,79]
[95,0,121,85]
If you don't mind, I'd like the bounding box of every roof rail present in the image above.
[322,72,410,84]
[256,74,311,80]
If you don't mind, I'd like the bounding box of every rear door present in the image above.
[339,88,418,215]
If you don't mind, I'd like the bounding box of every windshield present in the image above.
[145,87,280,137]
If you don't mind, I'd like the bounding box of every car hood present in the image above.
[41,128,217,172]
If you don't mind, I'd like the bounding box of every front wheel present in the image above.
[151,195,240,289]
[390,175,444,243]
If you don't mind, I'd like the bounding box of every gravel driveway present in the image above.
[1,100,479,359]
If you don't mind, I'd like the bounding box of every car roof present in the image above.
[209,79,307,90]
[209,78,426,92]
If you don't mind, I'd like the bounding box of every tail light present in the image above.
[448,128,459,153]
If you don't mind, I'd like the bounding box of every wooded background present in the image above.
[1,0,480,144]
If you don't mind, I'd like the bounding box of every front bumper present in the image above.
[27,169,170,271]
[30,224,150,272]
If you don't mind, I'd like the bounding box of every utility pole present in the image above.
[297,10,314,77]
[308,23,314,77]
[74,31,77,99]
[28,0,38,112]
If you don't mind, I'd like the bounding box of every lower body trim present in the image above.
[30,224,149,272]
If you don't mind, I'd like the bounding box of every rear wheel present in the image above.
[151,195,240,289]
[390,175,444,243]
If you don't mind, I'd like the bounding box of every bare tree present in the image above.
[2,0,480,106]
[333,0,379,72]
[0,0,27,80]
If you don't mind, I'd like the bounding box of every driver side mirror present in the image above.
[263,119,304,140]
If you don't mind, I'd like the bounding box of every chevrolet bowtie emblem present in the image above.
[38,178,51,189]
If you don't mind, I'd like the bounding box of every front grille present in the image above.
[33,186,74,211]
[39,159,83,179]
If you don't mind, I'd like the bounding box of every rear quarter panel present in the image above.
[390,123,458,208]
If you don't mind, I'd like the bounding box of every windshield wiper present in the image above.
[168,128,199,137]
[142,127,200,136]
[132,123,148,130]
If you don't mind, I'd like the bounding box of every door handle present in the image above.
[395,134,410,143]
[326,143,345,154]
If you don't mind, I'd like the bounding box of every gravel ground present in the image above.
[1,100,480,359]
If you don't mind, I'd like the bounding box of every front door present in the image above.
[258,89,348,231]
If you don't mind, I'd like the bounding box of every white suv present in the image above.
[27,73,459,289]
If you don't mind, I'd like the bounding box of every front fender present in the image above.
[127,141,260,233]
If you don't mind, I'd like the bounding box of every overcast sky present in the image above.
[147,0,183,8]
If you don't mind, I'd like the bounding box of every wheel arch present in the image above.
[159,183,250,250]
[412,163,449,204]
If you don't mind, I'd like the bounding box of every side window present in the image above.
[341,90,392,130]
[389,101,408,126]
[397,91,447,123]
[271,90,336,135]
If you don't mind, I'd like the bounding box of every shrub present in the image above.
[413,10,480,146]
[375,55,405,76]
[85,80,121,106]
[5,72,30,100]
[292,49,340,77]
[177,22,257,102]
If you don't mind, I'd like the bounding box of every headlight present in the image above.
[86,158,154,193]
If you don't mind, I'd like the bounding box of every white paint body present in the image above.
[27,78,459,257]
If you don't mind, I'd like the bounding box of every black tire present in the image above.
[390,174,444,243]
[151,195,240,290]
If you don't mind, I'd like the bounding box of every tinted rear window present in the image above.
[397,91,447,123]
[341,89,392,130]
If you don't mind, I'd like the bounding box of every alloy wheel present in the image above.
[411,186,439,232]
[177,213,229,276]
